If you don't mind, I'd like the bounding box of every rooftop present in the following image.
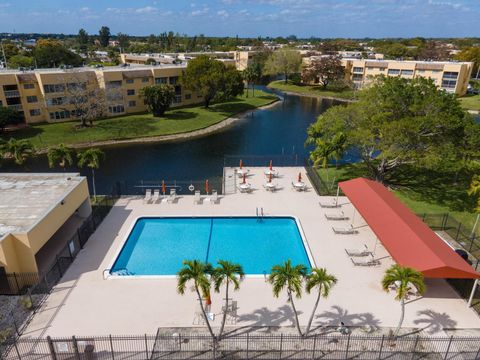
[0,173,84,238]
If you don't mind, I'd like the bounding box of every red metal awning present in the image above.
[339,178,480,279]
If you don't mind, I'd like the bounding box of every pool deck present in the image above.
[23,167,480,338]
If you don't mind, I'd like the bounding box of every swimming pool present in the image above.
[110,217,313,276]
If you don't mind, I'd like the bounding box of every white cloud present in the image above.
[191,7,209,16]
[217,9,229,18]
[135,6,158,14]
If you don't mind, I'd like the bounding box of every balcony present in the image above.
[4,90,20,98]
[8,104,23,112]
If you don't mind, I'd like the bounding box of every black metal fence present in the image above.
[224,154,301,168]
[0,195,118,346]
[3,333,480,360]
[133,179,224,196]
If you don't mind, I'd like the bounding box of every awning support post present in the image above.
[335,185,340,206]
[352,208,356,228]
[468,279,479,307]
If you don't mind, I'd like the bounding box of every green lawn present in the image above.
[459,94,480,112]
[6,90,277,149]
[268,80,356,100]
[315,163,478,230]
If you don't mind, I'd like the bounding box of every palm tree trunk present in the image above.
[246,83,249,98]
[252,83,255,96]
[195,285,216,340]
[219,280,229,338]
[394,298,405,337]
[306,291,321,335]
[288,290,303,337]
[91,168,97,202]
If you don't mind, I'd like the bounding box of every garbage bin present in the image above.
[455,249,469,262]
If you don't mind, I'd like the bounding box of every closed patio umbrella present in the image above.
[269,160,273,170]
[162,180,166,195]
[269,173,272,183]
[298,172,302,182]
[205,179,209,195]
[239,159,243,169]
[243,173,246,184]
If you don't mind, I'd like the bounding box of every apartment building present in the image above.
[343,59,473,95]
[0,64,202,124]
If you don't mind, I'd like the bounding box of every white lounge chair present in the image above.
[263,183,276,192]
[325,211,349,221]
[210,190,218,204]
[345,245,371,257]
[350,255,380,266]
[194,190,201,204]
[151,189,160,203]
[332,226,357,234]
[167,189,177,203]
[319,200,340,208]
[143,189,152,204]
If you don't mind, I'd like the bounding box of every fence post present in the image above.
[474,341,480,360]
[13,338,22,360]
[246,332,249,359]
[77,229,83,249]
[443,213,449,230]
[378,335,384,360]
[279,334,283,358]
[345,333,351,359]
[455,223,462,242]
[56,255,63,278]
[444,335,453,360]
[72,336,81,360]
[411,335,419,360]
[109,335,115,360]
[422,213,426,222]
[144,334,149,360]
[13,272,20,294]
[212,338,216,360]
[47,336,57,360]
[311,335,317,360]
[469,235,475,253]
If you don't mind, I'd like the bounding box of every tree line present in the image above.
[178,259,424,340]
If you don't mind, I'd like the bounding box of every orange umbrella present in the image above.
[242,173,246,184]
[205,179,209,194]
[269,160,273,171]
[239,159,243,169]
[161,180,166,195]
[205,292,212,306]
[298,172,302,182]
[269,173,272,183]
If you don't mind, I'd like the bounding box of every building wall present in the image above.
[0,65,204,124]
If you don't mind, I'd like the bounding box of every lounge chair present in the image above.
[167,188,177,203]
[325,211,349,221]
[332,226,357,234]
[151,189,160,203]
[237,184,252,193]
[350,256,380,266]
[291,182,306,192]
[222,300,238,325]
[263,183,276,192]
[194,190,201,204]
[345,245,371,257]
[210,190,218,204]
[319,200,340,208]
[143,189,152,204]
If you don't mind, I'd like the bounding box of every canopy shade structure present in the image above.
[338,178,480,279]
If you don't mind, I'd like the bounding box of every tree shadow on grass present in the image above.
[209,102,258,115]
[94,118,158,138]
[2,126,44,142]
[165,111,199,121]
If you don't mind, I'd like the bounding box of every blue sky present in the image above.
[0,0,479,38]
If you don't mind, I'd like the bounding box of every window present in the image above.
[46,97,66,106]
[126,79,134,84]
[443,71,458,80]
[169,76,179,85]
[352,74,363,81]
[109,105,125,114]
[416,69,426,74]
[26,95,38,103]
[23,83,35,89]
[387,69,400,75]
[401,70,413,76]
[185,94,191,100]
[172,95,182,104]
[142,77,150,83]
[49,110,70,120]
[43,84,65,93]
[67,82,87,91]
[127,89,135,96]
[107,80,122,88]
[353,67,364,73]
[29,109,41,116]
[441,79,457,89]
[128,100,136,107]
[155,77,167,84]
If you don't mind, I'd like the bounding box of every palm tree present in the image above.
[47,143,75,170]
[243,66,255,98]
[3,138,34,165]
[381,265,426,337]
[310,139,334,187]
[331,132,347,169]
[177,260,216,339]
[305,268,337,335]
[212,260,245,338]
[269,260,308,336]
[77,148,104,202]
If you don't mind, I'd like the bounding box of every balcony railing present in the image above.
[8,104,23,111]
[4,90,20,98]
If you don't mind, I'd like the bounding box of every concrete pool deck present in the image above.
[23,167,480,338]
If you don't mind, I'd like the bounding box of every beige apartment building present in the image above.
[0,64,202,124]
[303,57,473,95]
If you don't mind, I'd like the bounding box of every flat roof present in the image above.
[0,173,85,238]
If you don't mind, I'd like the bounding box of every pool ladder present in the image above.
[256,207,264,221]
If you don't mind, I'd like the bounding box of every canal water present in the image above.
[10,89,344,194]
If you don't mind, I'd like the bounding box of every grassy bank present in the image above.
[315,163,478,230]
[459,94,480,112]
[6,90,277,149]
[268,80,356,100]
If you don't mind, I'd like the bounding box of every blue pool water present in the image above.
[110,217,312,276]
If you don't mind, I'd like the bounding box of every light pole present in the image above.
[0,39,8,69]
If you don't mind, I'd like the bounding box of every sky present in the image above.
[0,0,479,38]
